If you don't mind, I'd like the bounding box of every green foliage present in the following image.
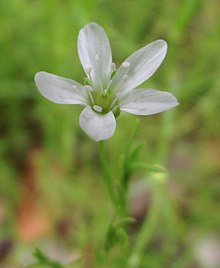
[0,0,219,267]
[105,223,128,251]
[31,249,63,268]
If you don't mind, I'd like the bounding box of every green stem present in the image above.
[128,186,160,268]
[119,119,140,215]
[98,141,117,207]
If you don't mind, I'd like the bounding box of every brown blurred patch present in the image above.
[17,146,50,242]
[82,243,95,268]
[0,238,13,262]
[202,139,220,171]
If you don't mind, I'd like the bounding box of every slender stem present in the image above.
[118,119,140,216]
[98,141,117,207]
[128,185,160,268]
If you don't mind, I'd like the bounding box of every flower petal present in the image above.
[35,71,88,105]
[120,88,179,115]
[79,106,116,141]
[77,22,112,90]
[111,40,167,95]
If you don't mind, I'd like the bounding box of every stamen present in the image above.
[85,66,92,82]
[112,105,119,114]
[95,54,99,61]
[105,79,112,94]
[110,62,116,72]
[88,91,95,105]
[93,105,103,113]
[108,95,120,111]
[122,61,130,68]
[99,79,104,94]
[85,66,92,74]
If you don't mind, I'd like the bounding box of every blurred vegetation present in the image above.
[0,0,220,267]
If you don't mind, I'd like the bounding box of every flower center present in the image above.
[84,60,121,117]
[85,86,120,117]
[91,90,116,113]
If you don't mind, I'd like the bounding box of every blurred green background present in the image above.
[0,0,220,267]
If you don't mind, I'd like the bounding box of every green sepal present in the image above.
[104,224,128,251]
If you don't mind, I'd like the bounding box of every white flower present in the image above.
[35,22,179,142]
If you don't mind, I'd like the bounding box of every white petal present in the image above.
[35,71,88,105]
[111,40,167,95]
[120,89,179,115]
[79,106,116,141]
[77,22,112,90]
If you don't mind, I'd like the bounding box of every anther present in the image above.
[122,61,130,68]
[85,66,92,75]
[93,105,103,113]
[85,66,92,83]
[110,62,116,72]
